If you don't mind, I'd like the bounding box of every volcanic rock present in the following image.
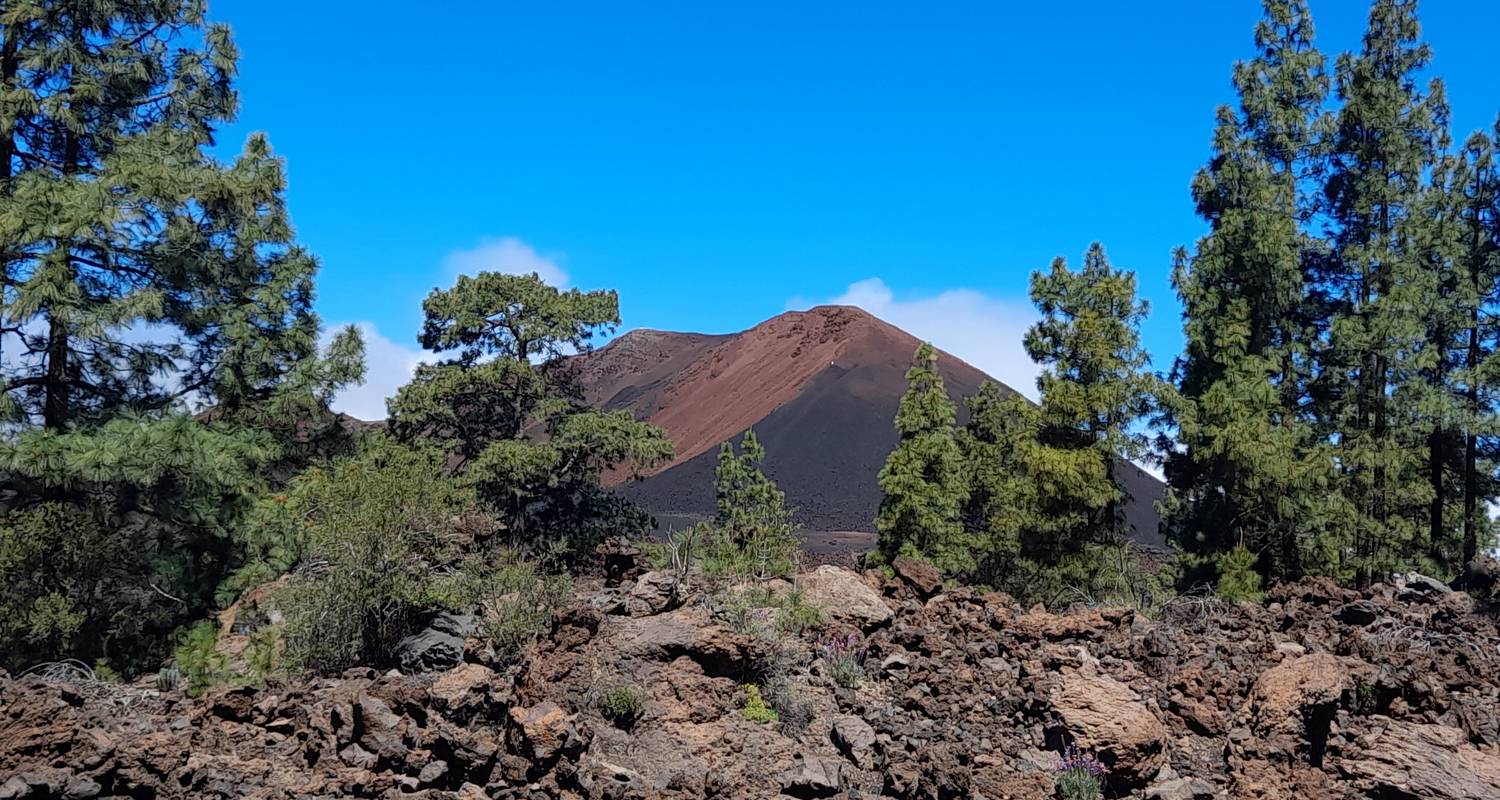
[1051,672,1168,784]
[2,575,1498,799]
[799,565,892,629]
[830,714,879,770]
[778,754,847,798]
[1339,718,1500,798]
[625,570,680,617]
[396,627,464,673]
[891,556,943,598]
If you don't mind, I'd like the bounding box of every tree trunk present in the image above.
[1428,425,1444,564]
[1463,266,1482,567]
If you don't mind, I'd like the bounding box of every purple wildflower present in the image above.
[816,633,867,688]
[1054,743,1106,777]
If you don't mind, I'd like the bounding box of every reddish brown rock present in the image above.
[1340,719,1500,799]
[891,556,942,598]
[1052,672,1168,785]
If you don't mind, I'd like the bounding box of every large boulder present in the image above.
[778,754,846,799]
[625,570,680,617]
[507,700,590,767]
[1051,673,1167,785]
[891,556,942,598]
[1394,572,1452,604]
[354,695,408,761]
[428,663,495,712]
[1339,719,1500,799]
[799,566,892,630]
[1246,653,1364,745]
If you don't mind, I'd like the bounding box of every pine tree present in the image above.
[1166,0,1337,582]
[0,2,361,670]
[710,430,798,577]
[1317,0,1450,582]
[1449,126,1500,567]
[388,271,672,552]
[876,342,970,571]
[957,380,1042,582]
[1025,244,1159,549]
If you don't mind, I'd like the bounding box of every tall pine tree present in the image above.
[1317,0,1450,581]
[388,271,672,554]
[1166,0,1337,582]
[1457,127,1500,566]
[0,1,361,670]
[1026,244,1159,548]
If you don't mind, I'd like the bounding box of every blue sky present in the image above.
[209,0,1500,418]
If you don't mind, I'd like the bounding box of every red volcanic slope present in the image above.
[573,305,1166,548]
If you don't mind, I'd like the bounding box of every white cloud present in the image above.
[328,322,425,421]
[794,278,1043,401]
[442,236,569,286]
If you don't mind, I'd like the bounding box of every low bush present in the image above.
[476,560,572,664]
[593,683,646,728]
[270,439,569,674]
[713,585,825,639]
[776,587,823,634]
[1215,544,1265,603]
[751,642,815,736]
[173,621,229,696]
[763,677,814,736]
[741,684,779,724]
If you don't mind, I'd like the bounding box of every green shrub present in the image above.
[713,585,825,640]
[817,633,866,688]
[702,432,800,579]
[775,588,823,634]
[477,560,572,665]
[242,626,287,684]
[988,541,1176,612]
[741,684,779,724]
[0,504,173,673]
[1053,744,1105,800]
[750,642,814,736]
[595,684,646,728]
[763,678,814,736]
[275,439,483,673]
[91,660,122,683]
[174,621,228,696]
[1215,544,1265,603]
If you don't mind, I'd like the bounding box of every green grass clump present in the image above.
[597,684,646,727]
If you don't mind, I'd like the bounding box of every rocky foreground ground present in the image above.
[3,559,1500,799]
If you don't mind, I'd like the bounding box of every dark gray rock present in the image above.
[417,759,448,785]
[1335,600,1381,627]
[1396,572,1452,604]
[428,612,477,638]
[396,628,464,673]
[778,754,845,798]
